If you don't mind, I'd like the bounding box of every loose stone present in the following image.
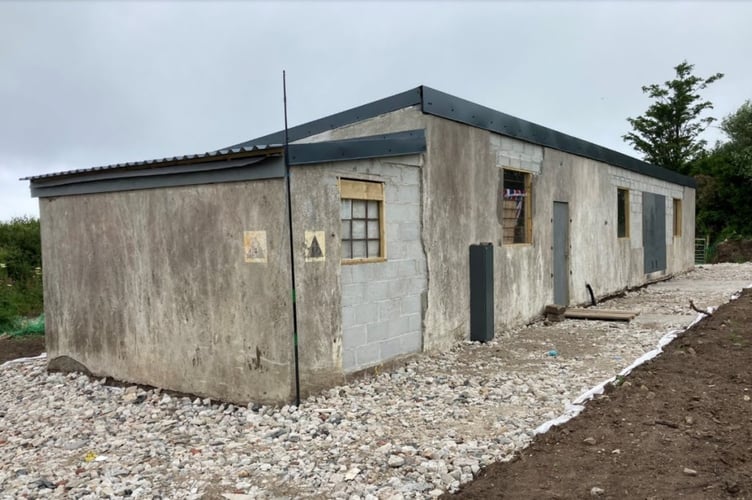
[0,264,748,498]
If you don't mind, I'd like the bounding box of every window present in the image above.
[339,179,385,263]
[673,198,682,237]
[502,169,532,244]
[617,188,629,238]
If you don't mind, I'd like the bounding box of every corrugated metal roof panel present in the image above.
[21,144,282,181]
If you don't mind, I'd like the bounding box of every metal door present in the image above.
[553,202,570,305]
[642,193,666,273]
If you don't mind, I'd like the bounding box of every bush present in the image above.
[0,217,43,333]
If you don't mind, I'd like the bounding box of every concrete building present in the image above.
[24,86,695,404]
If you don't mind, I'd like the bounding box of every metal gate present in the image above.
[642,192,666,274]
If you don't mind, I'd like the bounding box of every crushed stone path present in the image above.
[1,263,751,499]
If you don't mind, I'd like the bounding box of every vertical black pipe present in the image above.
[282,71,301,406]
[586,283,596,307]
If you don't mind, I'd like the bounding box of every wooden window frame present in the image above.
[339,178,386,264]
[673,198,682,237]
[502,169,533,245]
[617,188,630,238]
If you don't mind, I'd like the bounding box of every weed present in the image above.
[0,217,43,331]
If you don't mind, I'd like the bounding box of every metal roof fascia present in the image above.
[29,155,281,189]
[30,156,285,198]
[420,86,696,189]
[287,129,426,166]
[226,87,423,149]
[22,145,282,182]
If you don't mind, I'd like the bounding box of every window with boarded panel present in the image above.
[673,198,682,237]
[502,169,532,244]
[617,188,630,238]
[339,179,385,263]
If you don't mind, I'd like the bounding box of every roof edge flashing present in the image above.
[287,129,426,166]
[419,86,695,188]
[29,156,285,198]
[226,87,424,150]
[22,146,283,183]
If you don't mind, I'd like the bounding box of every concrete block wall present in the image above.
[490,134,544,173]
[608,169,684,242]
[338,160,427,372]
[607,165,694,275]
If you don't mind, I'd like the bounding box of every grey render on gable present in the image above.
[26,86,696,404]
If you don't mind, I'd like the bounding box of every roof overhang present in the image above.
[28,150,284,198]
[228,85,696,189]
[26,130,427,198]
[24,84,696,195]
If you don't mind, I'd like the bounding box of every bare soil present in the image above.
[0,335,45,364]
[449,289,752,499]
[713,239,752,264]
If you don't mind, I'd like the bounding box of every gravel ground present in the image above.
[1,263,751,499]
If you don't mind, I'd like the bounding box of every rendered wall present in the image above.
[298,107,695,353]
[421,115,696,350]
[41,180,295,404]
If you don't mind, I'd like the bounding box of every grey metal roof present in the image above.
[227,88,423,149]
[21,144,281,181]
[228,86,696,189]
[29,155,285,198]
[25,130,427,198]
[24,85,696,190]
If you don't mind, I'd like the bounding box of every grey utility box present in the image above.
[469,243,494,342]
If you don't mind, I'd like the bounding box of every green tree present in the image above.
[623,61,724,174]
[692,100,752,241]
[720,100,752,179]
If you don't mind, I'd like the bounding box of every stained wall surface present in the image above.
[41,180,295,404]
[37,103,696,403]
[420,115,695,350]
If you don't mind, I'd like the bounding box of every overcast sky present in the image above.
[1,1,750,221]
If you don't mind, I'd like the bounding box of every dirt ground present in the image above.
[713,239,752,264]
[449,288,752,500]
[0,335,45,364]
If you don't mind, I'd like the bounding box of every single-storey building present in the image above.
[24,86,695,404]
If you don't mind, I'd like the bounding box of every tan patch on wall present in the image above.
[304,230,326,262]
[244,230,267,263]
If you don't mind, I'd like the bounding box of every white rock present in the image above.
[344,467,360,481]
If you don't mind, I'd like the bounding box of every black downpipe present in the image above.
[585,284,596,306]
[283,71,302,406]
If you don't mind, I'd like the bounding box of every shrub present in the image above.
[0,217,43,333]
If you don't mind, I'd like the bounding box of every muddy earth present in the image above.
[0,335,44,365]
[449,289,752,499]
[713,239,752,264]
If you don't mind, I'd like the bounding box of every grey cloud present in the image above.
[2,1,750,220]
